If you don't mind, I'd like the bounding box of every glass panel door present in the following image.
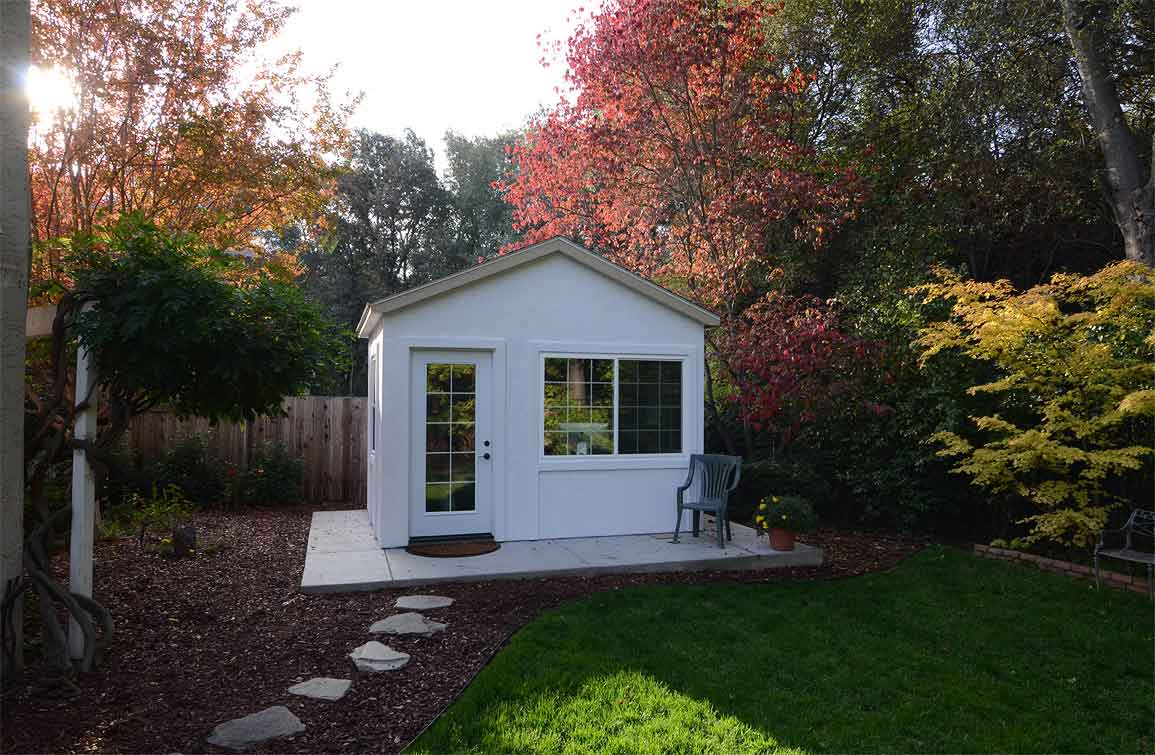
[410,350,492,539]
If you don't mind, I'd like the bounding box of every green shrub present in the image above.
[146,435,228,506]
[101,483,197,547]
[755,494,818,533]
[732,455,833,525]
[230,442,303,506]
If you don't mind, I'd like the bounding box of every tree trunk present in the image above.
[702,338,737,456]
[1,0,31,682]
[1058,0,1154,266]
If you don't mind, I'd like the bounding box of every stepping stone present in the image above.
[287,677,352,701]
[369,612,446,637]
[395,594,454,610]
[349,641,410,672]
[206,705,304,751]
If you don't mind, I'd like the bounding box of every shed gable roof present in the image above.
[356,237,720,337]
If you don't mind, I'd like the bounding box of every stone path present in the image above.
[396,594,455,610]
[206,595,455,750]
[349,640,411,672]
[206,706,305,751]
[369,611,446,637]
[287,677,352,701]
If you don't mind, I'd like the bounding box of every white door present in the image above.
[410,351,494,538]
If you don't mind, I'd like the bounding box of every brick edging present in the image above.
[973,544,1151,595]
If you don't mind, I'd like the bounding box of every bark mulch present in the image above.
[1,507,925,755]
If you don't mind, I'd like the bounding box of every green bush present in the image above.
[146,436,228,506]
[732,455,834,525]
[102,484,197,547]
[230,442,303,506]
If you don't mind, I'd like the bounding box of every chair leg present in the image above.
[1148,563,1153,601]
[672,504,683,544]
[716,510,724,549]
[692,511,700,538]
[726,517,732,542]
[1094,554,1100,589]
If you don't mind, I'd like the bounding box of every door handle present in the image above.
[483,452,491,460]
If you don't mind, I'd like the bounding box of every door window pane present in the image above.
[618,360,682,454]
[426,453,451,483]
[451,452,475,482]
[451,483,476,512]
[425,362,478,512]
[427,394,449,422]
[426,483,453,512]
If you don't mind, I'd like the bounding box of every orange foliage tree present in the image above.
[502,0,866,449]
[29,0,356,288]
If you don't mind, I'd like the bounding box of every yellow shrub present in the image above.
[915,262,1155,547]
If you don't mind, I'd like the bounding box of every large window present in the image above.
[543,356,682,456]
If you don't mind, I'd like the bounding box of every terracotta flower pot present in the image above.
[769,527,796,551]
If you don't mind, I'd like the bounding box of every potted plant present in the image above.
[754,495,817,551]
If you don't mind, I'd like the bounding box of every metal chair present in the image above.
[1095,509,1154,598]
[672,454,741,549]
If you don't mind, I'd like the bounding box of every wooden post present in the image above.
[1,0,31,682]
[67,343,97,659]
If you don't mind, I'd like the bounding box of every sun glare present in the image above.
[26,65,79,117]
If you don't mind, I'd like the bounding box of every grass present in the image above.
[409,548,1153,754]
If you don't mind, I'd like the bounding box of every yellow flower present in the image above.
[772,496,780,503]
[781,514,787,521]
[755,515,764,523]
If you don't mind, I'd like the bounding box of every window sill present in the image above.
[538,454,689,472]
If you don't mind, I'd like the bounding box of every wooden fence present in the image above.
[126,396,367,505]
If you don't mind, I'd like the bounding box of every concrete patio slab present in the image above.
[300,510,822,593]
[301,510,392,592]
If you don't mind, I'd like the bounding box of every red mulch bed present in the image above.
[1,507,925,754]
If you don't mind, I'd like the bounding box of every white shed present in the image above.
[356,237,720,548]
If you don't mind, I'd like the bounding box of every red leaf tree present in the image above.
[503,0,868,451]
[719,293,886,452]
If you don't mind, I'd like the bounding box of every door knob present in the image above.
[483,452,491,460]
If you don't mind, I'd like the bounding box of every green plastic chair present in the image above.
[672,454,742,549]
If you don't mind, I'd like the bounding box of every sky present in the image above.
[272,0,583,170]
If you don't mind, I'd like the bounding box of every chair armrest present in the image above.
[676,464,695,492]
[726,462,742,494]
[1097,527,1128,551]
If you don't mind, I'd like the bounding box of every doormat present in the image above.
[405,540,501,558]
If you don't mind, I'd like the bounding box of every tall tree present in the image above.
[1,0,31,682]
[1059,0,1154,266]
[444,129,520,260]
[28,0,355,287]
[502,0,863,449]
[299,129,457,392]
[762,0,1145,287]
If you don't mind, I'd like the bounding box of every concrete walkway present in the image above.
[301,509,823,593]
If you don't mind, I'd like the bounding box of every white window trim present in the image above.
[539,350,687,463]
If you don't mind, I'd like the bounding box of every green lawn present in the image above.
[409,548,1153,754]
